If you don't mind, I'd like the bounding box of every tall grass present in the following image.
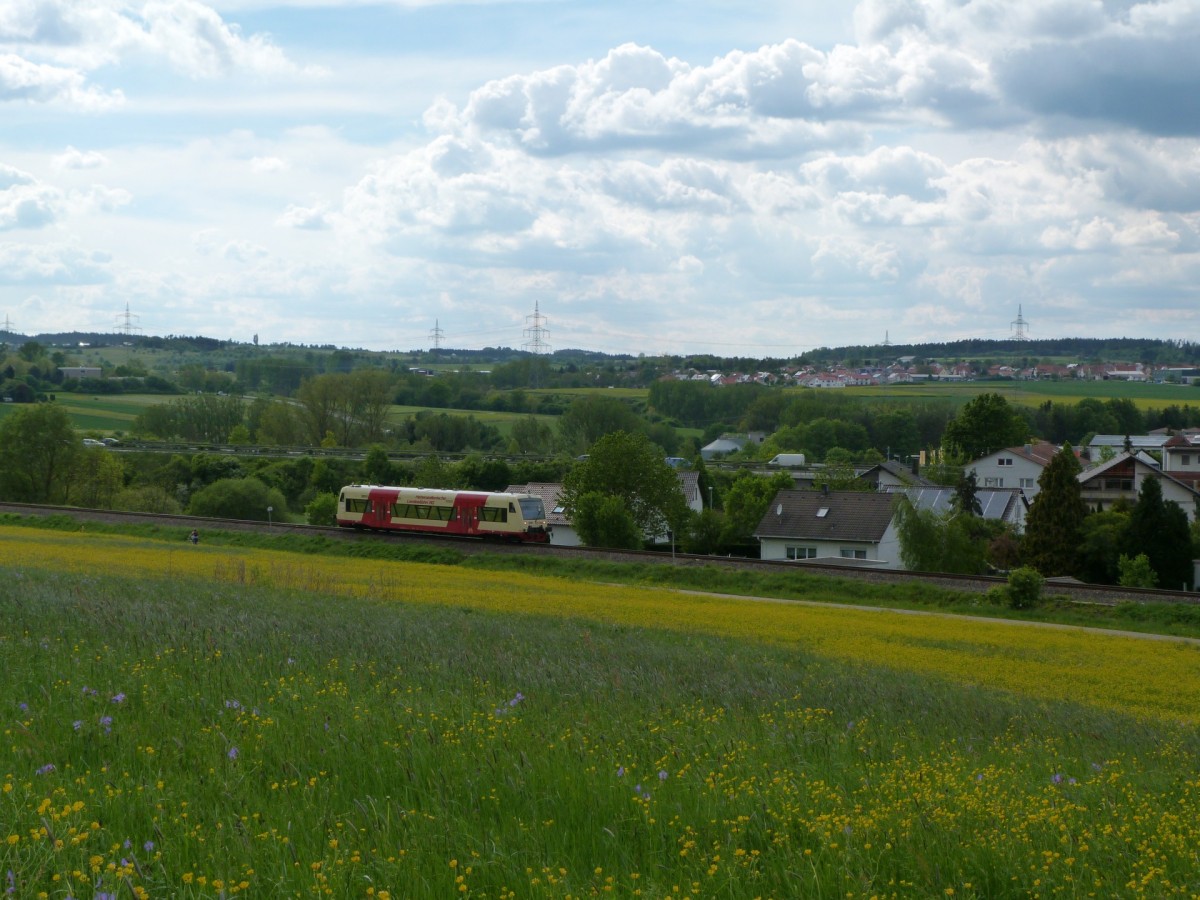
[3,530,1200,898]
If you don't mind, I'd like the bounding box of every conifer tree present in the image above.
[1124,476,1194,590]
[1022,444,1087,577]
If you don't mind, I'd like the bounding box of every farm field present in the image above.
[853,378,1200,410]
[0,394,166,434]
[4,526,1200,898]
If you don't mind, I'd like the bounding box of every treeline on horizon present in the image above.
[8,331,1198,368]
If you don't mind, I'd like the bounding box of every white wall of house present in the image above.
[759,522,901,568]
[968,451,1044,499]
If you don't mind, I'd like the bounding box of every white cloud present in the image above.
[52,146,109,170]
[0,52,123,109]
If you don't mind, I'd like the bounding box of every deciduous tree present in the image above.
[942,392,1028,460]
[561,430,686,541]
[0,403,80,503]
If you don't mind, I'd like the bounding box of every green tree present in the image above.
[1124,476,1194,589]
[892,496,989,574]
[718,470,795,547]
[557,396,644,455]
[1078,506,1132,584]
[362,445,395,485]
[0,403,80,502]
[681,507,724,554]
[561,430,686,541]
[570,491,643,549]
[941,393,1028,460]
[1022,445,1087,577]
[1117,553,1158,589]
[508,415,555,455]
[69,446,125,508]
[953,470,982,516]
[187,477,287,521]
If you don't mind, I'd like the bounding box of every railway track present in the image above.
[1,501,1196,607]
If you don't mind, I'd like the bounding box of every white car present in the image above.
[82,438,105,447]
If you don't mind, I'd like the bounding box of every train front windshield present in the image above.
[519,497,546,521]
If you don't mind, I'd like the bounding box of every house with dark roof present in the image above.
[754,489,900,567]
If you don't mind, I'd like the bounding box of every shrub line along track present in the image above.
[1,502,1195,607]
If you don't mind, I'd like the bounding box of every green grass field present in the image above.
[3,526,1200,898]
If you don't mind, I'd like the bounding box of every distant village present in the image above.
[664,359,1200,388]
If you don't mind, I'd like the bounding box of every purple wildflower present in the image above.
[143,841,155,853]
[17,702,28,713]
[1051,773,1063,785]
[224,699,241,710]
[228,746,239,760]
[99,716,113,733]
[110,693,126,704]
[73,720,83,732]
[508,692,525,707]
[82,686,98,697]
[616,766,625,777]
[36,763,55,776]
[658,770,668,781]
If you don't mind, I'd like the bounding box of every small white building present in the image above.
[58,366,102,380]
[755,490,900,567]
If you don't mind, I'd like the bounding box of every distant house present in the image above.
[1087,434,1172,456]
[755,489,899,567]
[58,366,101,380]
[1077,452,1200,523]
[966,442,1059,500]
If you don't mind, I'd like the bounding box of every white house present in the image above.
[1077,452,1200,523]
[966,441,1059,500]
[755,489,900,567]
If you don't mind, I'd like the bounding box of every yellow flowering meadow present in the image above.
[5,525,1199,724]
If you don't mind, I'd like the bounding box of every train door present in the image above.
[362,489,394,529]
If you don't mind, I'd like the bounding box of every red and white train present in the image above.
[336,484,552,543]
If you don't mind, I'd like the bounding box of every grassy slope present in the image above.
[3,529,1200,898]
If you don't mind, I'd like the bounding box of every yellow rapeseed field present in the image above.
[6,525,1200,724]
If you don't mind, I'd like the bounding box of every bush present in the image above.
[188,477,288,522]
[305,492,339,526]
[1118,553,1158,589]
[1006,566,1044,609]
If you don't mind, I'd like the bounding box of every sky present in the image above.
[2,0,1199,356]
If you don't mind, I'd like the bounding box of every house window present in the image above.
[1019,478,1035,489]
[984,477,1004,488]
[1183,454,1192,466]
[997,457,1014,467]
[787,546,817,560]
[839,548,867,560]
